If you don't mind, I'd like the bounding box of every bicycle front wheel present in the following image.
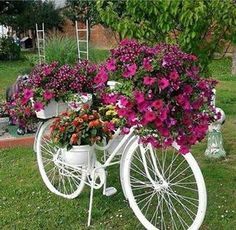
[36,118,86,199]
[122,138,207,230]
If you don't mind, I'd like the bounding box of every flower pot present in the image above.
[67,93,92,111]
[35,100,68,119]
[61,145,92,166]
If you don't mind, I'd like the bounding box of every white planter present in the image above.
[35,100,68,119]
[61,145,91,166]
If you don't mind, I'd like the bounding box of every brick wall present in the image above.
[55,19,119,49]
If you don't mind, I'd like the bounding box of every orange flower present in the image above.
[70,133,78,145]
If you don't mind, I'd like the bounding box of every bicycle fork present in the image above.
[140,144,168,191]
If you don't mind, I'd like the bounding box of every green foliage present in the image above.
[0,37,21,61]
[45,35,78,65]
[65,0,99,26]
[97,0,236,74]
[0,0,64,34]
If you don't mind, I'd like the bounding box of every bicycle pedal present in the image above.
[104,187,117,196]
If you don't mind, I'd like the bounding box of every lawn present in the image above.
[0,55,236,229]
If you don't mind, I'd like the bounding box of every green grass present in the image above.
[0,56,236,229]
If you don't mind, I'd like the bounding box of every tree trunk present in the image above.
[232,46,236,75]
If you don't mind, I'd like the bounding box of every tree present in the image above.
[64,0,99,40]
[97,0,236,74]
[0,1,64,41]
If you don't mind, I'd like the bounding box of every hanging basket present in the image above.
[61,145,92,166]
[34,100,68,119]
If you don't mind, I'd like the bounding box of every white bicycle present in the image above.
[34,117,207,230]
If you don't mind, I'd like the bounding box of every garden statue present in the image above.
[205,90,226,158]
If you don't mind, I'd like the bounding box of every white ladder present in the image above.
[36,23,46,64]
[75,20,89,60]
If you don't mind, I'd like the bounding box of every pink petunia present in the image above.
[34,101,44,112]
[123,64,137,78]
[23,89,33,99]
[43,91,54,101]
[143,58,153,71]
[152,99,163,110]
[158,78,169,90]
[143,76,156,86]
[94,68,108,85]
[144,111,156,122]
[179,146,190,154]
[102,93,118,105]
[169,70,179,81]
[183,85,193,95]
[133,91,145,104]
[106,59,116,71]
[159,108,168,121]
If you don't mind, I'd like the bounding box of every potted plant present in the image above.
[101,39,217,154]
[50,106,114,166]
[26,60,98,119]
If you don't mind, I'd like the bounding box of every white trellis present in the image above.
[75,20,89,60]
[36,23,46,64]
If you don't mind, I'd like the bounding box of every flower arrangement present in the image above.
[4,78,37,130]
[50,105,114,150]
[100,39,217,153]
[25,60,98,112]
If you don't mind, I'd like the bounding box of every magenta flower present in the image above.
[143,76,156,86]
[152,99,163,110]
[102,93,118,105]
[144,111,156,122]
[94,68,108,85]
[106,59,116,71]
[143,58,153,71]
[158,78,169,90]
[23,89,33,99]
[21,97,29,105]
[180,146,190,155]
[43,91,54,101]
[133,91,145,104]
[183,85,193,95]
[34,101,44,112]
[123,64,137,78]
[160,108,168,121]
[118,96,131,108]
[169,71,179,81]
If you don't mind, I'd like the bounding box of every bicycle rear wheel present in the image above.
[36,118,86,199]
[122,138,207,230]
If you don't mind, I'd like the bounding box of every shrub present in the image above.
[0,37,21,60]
[45,35,78,65]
